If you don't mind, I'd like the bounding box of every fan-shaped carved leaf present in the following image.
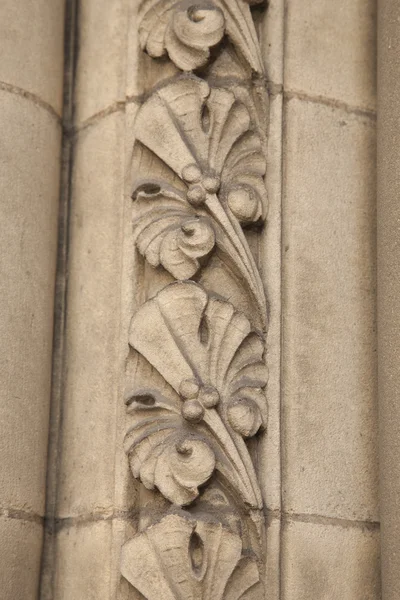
[127,281,268,508]
[138,0,264,73]
[121,514,260,600]
[133,76,267,318]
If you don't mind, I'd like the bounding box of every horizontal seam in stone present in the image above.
[283,511,380,531]
[46,505,258,532]
[69,83,376,142]
[0,80,62,123]
[66,101,126,138]
[284,88,377,120]
[44,507,379,533]
[45,509,139,532]
[0,506,44,526]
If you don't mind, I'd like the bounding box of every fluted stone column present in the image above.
[0,1,64,598]
[377,2,400,599]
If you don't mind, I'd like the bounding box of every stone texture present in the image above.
[0,91,61,515]
[261,0,284,87]
[285,0,377,110]
[377,1,400,598]
[259,92,283,513]
[0,0,64,114]
[57,114,125,518]
[282,98,378,522]
[265,517,281,599]
[0,516,44,600]
[281,519,380,600]
[32,0,381,598]
[74,0,130,126]
[54,522,113,600]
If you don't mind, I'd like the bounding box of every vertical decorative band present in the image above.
[121,1,269,597]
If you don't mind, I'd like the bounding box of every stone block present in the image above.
[57,113,126,517]
[0,0,64,114]
[281,519,380,600]
[0,516,43,600]
[285,0,376,110]
[54,521,113,600]
[74,0,130,126]
[282,98,378,521]
[0,91,60,515]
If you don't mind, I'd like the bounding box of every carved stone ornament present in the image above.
[122,1,269,597]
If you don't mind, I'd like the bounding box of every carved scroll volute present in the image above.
[122,1,269,598]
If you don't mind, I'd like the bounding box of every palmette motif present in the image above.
[125,281,267,508]
[122,1,269,598]
[121,515,260,600]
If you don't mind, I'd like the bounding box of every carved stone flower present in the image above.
[138,0,265,73]
[125,281,268,509]
[121,514,260,600]
[132,75,268,318]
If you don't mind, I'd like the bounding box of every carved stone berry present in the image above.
[179,378,200,399]
[202,175,220,194]
[182,398,205,423]
[182,163,202,184]
[199,385,220,408]
[187,184,206,206]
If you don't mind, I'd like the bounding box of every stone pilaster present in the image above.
[377,2,400,598]
[0,1,64,598]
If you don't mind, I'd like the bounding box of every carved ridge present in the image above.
[122,1,269,597]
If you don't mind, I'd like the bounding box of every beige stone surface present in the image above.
[281,519,380,599]
[57,113,125,518]
[377,1,400,598]
[0,91,61,515]
[74,0,129,126]
[0,516,44,600]
[39,0,380,598]
[259,92,283,513]
[54,522,113,600]
[282,98,378,522]
[0,0,65,114]
[285,0,376,110]
[261,0,284,87]
[265,517,281,599]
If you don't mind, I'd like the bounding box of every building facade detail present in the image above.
[121,0,269,597]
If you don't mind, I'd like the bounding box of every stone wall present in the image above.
[0,0,390,599]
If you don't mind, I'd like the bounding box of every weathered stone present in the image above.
[282,98,378,523]
[285,0,376,110]
[282,519,381,600]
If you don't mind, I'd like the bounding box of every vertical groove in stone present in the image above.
[377,1,400,599]
[258,0,285,598]
[280,2,288,598]
[39,1,78,598]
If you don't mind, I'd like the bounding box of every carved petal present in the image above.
[133,181,216,279]
[138,0,263,73]
[121,514,259,600]
[128,282,267,508]
[124,389,216,505]
[221,131,267,224]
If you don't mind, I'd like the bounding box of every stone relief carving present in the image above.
[122,1,269,597]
